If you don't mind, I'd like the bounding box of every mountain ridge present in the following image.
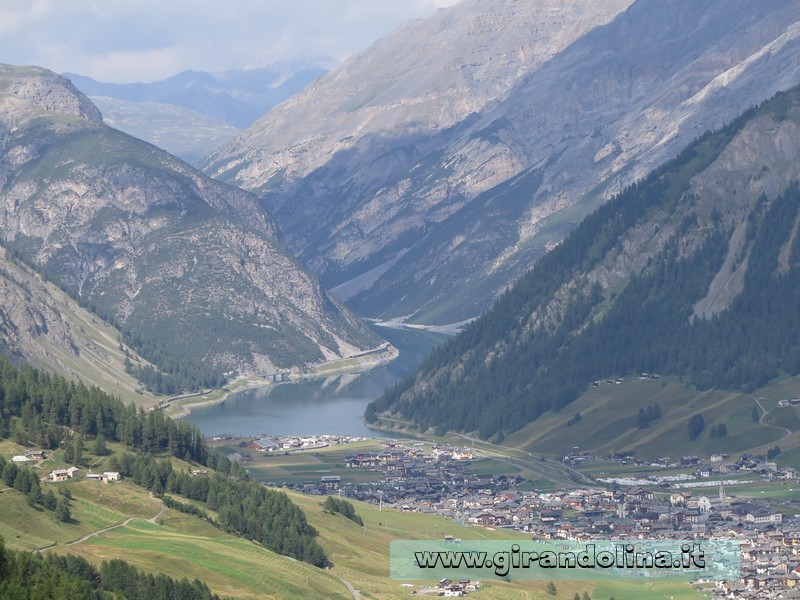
[65,64,327,128]
[205,0,800,326]
[0,64,387,392]
[366,86,800,439]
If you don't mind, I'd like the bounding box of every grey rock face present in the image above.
[206,0,800,324]
[0,64,103,122]
[0,64,385,377]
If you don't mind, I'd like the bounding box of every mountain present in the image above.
[65,64,327,128]
[0,64,387,391]
[65,65,325,167]
[366,85,800,440]
[0,247,156,404]
[90,96,240,166]
[206,0,800,326]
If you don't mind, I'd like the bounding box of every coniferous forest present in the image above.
[368,95,800,440]
[0,357,328,568]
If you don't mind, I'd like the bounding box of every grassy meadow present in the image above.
[502,376,800,459]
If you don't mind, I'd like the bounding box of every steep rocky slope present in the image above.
[0,247,156,404]
[0,64,386,386]
[367,86,800,438]
[207,0,800,325]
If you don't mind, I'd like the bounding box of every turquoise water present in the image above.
[181,326,447,437]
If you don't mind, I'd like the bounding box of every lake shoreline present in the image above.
[166,344,399,420]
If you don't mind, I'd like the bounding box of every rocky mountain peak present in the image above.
[0,64,103,123]
[205,0,634,196]
[0,64,388,387]
[205,0,800,326]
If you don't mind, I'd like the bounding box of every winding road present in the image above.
[147,499,166,524]
[751,395,793,449]
[63,517,134,547]
[38,498,166,552]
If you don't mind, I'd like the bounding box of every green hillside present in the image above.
[502,376,799,459]
[0,461,702,600]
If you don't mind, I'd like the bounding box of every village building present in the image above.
[48,466,79,482]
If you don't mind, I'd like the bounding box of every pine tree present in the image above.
[688,414,705,441]
[55,498,71,523]
[43,490,58,511]
[72,435,84,466]
[93,433,108,456]
[3,461,18,487]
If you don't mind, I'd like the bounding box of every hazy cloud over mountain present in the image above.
[0,0,459,82]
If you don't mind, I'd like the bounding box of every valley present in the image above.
[3,1,800,598]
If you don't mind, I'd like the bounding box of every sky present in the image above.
[0,0,460,83]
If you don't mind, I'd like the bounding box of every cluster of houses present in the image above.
[11,450,46,462]
[279,441,799,598]
[46,467,121,483]
[690,453,795,481]
[237,434,369,454]
[283,441,515,507]
[777,397,800,407]
[8,448,123,485]
[345,445,474,469]
[433,579,482,597]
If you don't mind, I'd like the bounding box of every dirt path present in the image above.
[751,395,794,453]
[40,499,166,551]
[752,395,793,439]
[339,577,360,600]
[63,517,134,547]
[148,499,166,524]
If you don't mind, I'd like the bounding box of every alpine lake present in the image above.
[181,326,448,438]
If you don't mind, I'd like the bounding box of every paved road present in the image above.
[451,432,595,487]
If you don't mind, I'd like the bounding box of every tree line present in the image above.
[0,357,208,464]
[368,91,800,440]
[322,496,364,526]
[0,358,329,568]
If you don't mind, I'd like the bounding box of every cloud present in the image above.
[84,48,187,83]
[0,0,462,82]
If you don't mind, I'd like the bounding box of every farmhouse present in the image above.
[48,467,79,482]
